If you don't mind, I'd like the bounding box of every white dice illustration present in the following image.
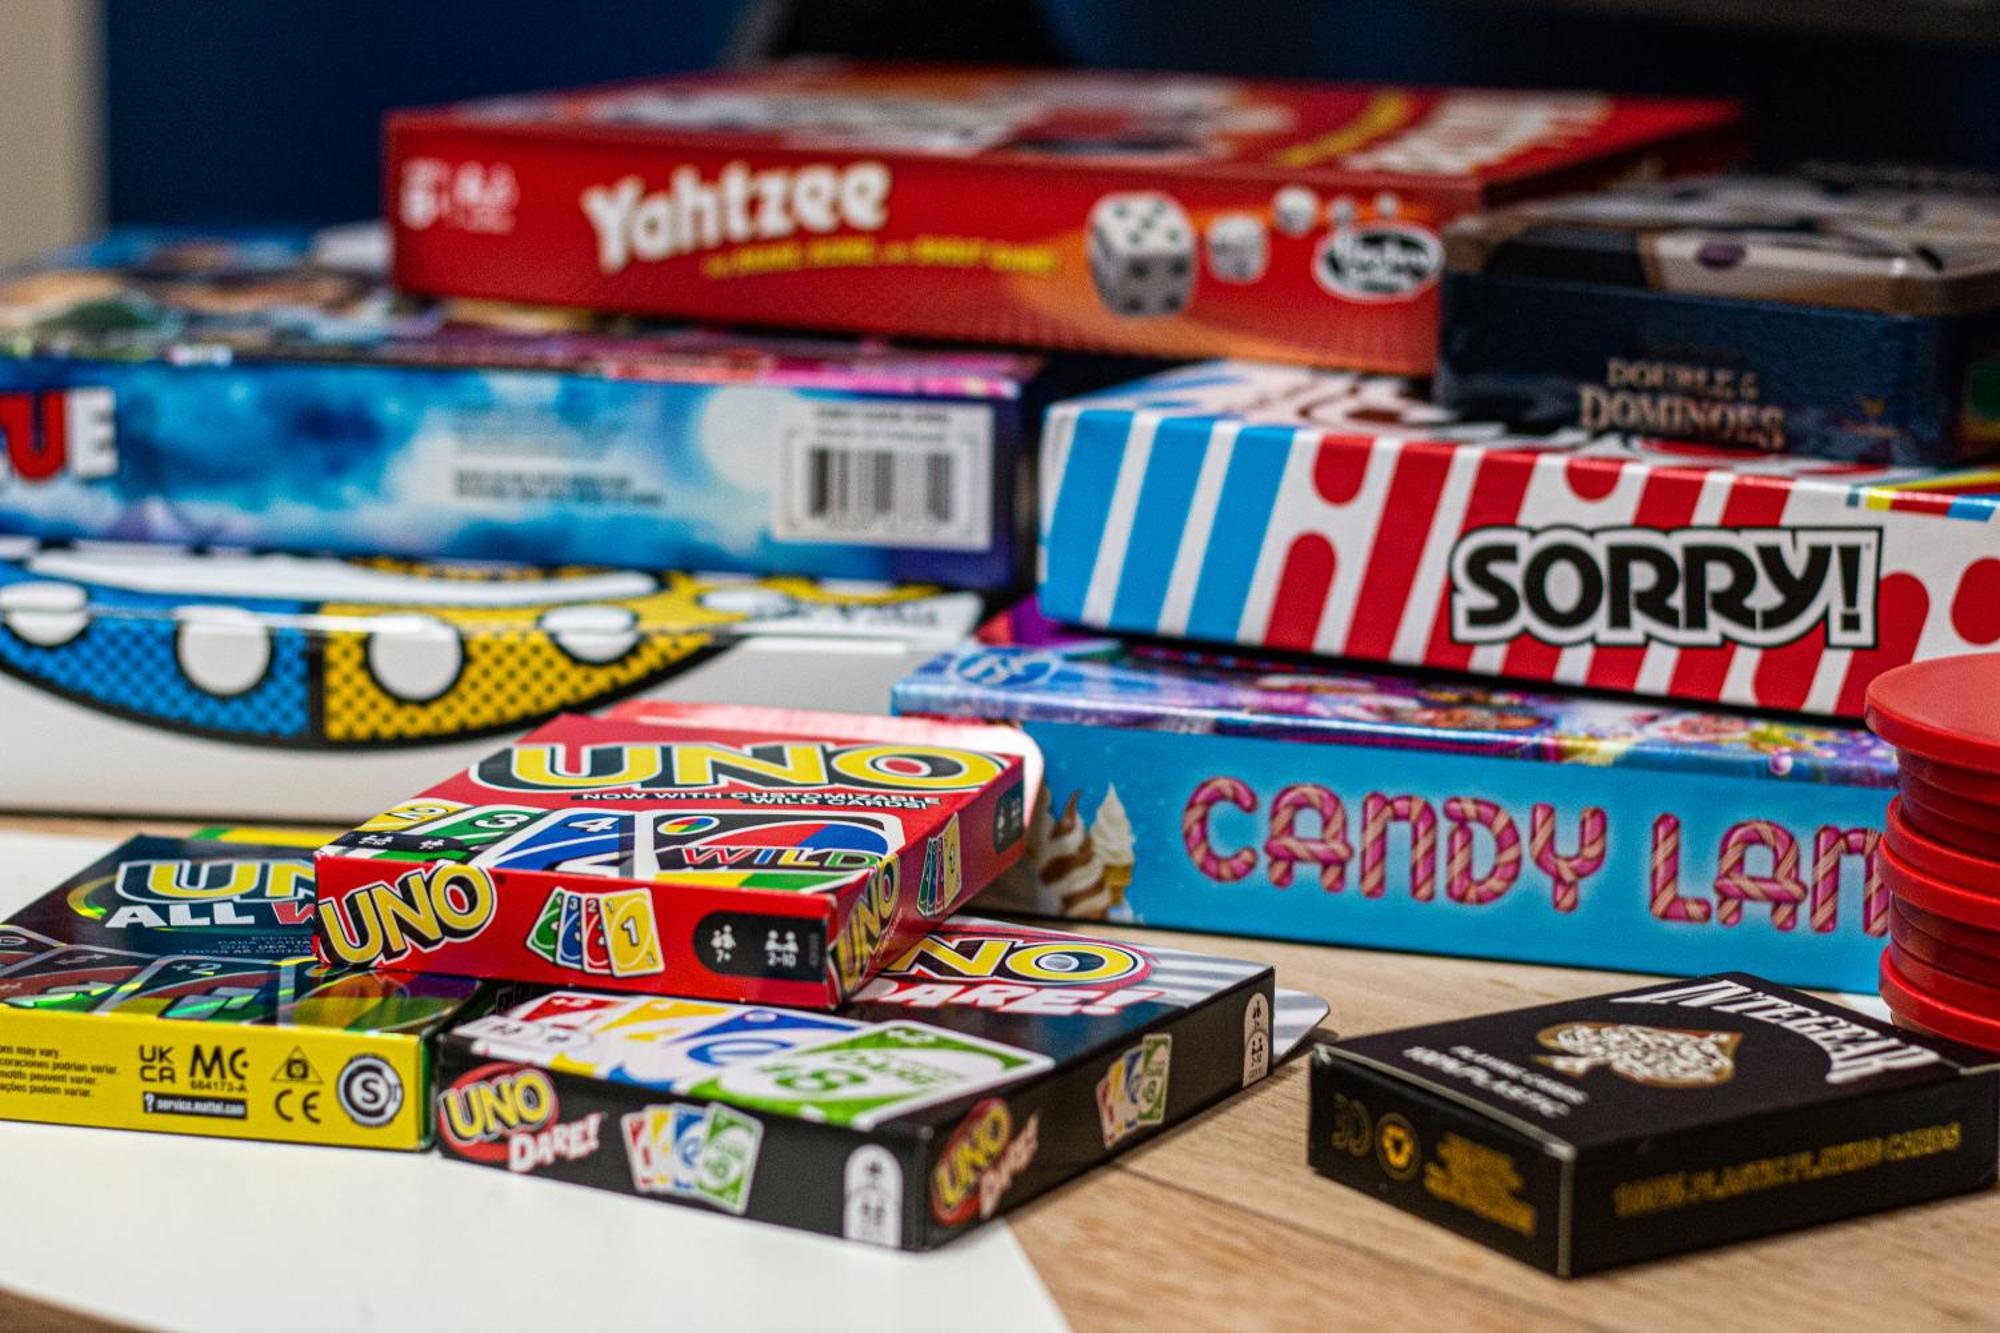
[1087,192,1196,318]
[1205,212,1268,283]
[1272,184,1319,236]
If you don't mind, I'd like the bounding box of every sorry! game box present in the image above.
[433,916,1326,1247]
[0,836,491,1150]
[312,705,1032,1007]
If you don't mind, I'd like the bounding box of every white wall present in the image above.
[0,0,101,264]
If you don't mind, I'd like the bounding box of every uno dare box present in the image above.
[434,916,1325,1247]
[1439,173,2000,466]
[0,229,1053,590]
[0,836,491,1149]
[895,609,1899,991]
[1310,974,1998,1274]
[0,540,980,820]
[1038,360,2000,718]
[313,705,1031,1007]
[385,62,1740,371]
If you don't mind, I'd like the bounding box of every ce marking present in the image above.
[275,1088,322,1125]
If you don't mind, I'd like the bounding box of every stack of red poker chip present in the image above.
[1867,654,2000,1051]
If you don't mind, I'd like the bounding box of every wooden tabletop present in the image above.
[4,816,1997,1332]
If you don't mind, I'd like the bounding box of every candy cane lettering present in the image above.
[1805,826,1889,937]
[1359,794,1437,901]
[1529,804,1607,914]
[1442,798,1520,906]
[1265,785,1351,892]
[1648,813,1710,923]
[1715,820,1806,930]
[1183,778,1258,883]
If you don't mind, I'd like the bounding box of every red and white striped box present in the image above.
[1039,361,2000,718]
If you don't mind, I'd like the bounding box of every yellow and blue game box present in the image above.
[0,835,492,1150]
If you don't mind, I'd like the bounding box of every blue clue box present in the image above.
[894,603,1898,990]
[0,230,1049,588]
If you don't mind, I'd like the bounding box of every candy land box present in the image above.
[0,228,1055,589]
[434,916,1326,1247]
[386,61,1740,371]
[313,705,1031,1008]
[1311,974,1998,1274]
[1037,360,2000,718]
[894,603,1899,991]
[0,836,491,1149]
[0,540,980,820]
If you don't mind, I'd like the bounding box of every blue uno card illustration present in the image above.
[554,892,585,970]
[600,1006,864,1087]
[480,810,636,875]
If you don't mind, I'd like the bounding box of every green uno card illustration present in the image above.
[691,1103,762,1214]
[525,888,565,964]
[678,1022,1051,1130]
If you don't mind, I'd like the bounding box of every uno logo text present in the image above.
[317,864,496,966]
[478,740,1003,794]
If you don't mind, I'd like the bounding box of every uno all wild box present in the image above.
[1036,360,2000,718]
[0,540,980,820]
[386,62,1740,370]
[434,916,1325,1247]
[0,836,490,1150]
[313,705,1030,1007]
[1438,173,2000,466]
[1309,974,1999,1274]
[896,600,1897,991]
[0,229,1050,589]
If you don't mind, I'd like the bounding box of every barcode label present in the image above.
[775,401,994,552]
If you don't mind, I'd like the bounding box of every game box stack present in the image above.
[386,61,1742,370]
[1867,653,2000,1051]
[0,230,1052,590]
[0,541,980,819]
[312,704,1033,1006]
[0,835,494,1150]
[1035,359,2000,718]
[895,600,1897,991]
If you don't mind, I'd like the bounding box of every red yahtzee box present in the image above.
[312,705,1032,1008]
[386,62,1740,370]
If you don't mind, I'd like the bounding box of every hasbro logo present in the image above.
[951,649,1062,690]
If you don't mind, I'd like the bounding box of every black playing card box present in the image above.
[1309,973,1999,1275]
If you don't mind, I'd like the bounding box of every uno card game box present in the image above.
[0,836,490,1150]
[385,62,1740,370]
[895,603,1899,991]
[0,540,980,820]
[435,916,1326,1247]
[314,705,1031,1007]
[0,229,1050,589]
[1037,360,2000,718]
[1310,974,1999,1274]
[1438,173,2000,465]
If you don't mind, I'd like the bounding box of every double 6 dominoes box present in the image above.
[312,705,1031,1007]
[0,836,491,1149]
[387,62,1739,370]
